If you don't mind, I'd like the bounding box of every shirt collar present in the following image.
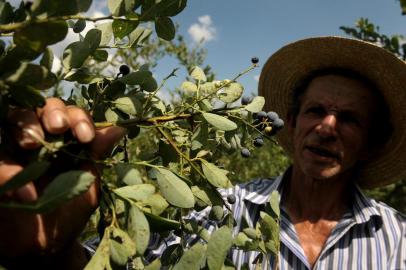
[243,168,381,225]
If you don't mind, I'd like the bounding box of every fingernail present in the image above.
[75,121,95,143]
[46,110,68,130]
[20,128,43,149]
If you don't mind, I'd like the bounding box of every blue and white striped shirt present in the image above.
[144,172,406,270]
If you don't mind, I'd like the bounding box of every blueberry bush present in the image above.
[0,1,284,269]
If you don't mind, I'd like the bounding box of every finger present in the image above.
[0,159,38,202]
[37,98,70,134]
[66,106,95,144]
[90,126,126,159]
[8,109,44,149]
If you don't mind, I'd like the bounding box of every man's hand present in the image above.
[0,98,125,268]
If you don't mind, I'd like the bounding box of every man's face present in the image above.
[289,74,377,180]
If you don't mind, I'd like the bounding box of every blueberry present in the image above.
[241,96,253,105]
[254,137,264,147]
[119,64,130,75]
[267,111,279,122]
[251,57,259,64]
[227,194,236,204]
[241,148,251,158]
[256,111,267,120]
[73,19,86,33]
[272,118,284,130]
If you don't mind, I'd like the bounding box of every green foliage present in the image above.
[0,1,283,268]
[341,13,406,214]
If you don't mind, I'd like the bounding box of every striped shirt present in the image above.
[84,171,406,269]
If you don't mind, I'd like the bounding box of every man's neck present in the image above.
[282,167,354,221]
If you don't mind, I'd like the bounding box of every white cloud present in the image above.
[254,75,260,82]
[188,15,216,44]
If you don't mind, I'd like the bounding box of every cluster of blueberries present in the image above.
[239,97,285,158]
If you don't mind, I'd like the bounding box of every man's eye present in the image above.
[305,107,325,115]
[339,113,360,125]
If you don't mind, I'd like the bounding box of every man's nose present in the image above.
[316,114,337,138]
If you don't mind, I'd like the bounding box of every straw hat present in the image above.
[258,36,406,189]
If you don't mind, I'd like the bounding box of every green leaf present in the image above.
[108,0,136,16]
[207,226,233,270]
[14,21,68,53]
[62,41,91,69]
[154,168,195,208]
[157,0,187,17]
[104,108,120,122]
[202,113,237,131]
[40,48,54,70]
[115,164,143,185]
[144,212,180,232]
[92,49,108,62]
[109,227,136,266]
[155,16,175,41]
[10,86,46,109]
[112,18,139,40]
[401,0,406,14]
[200,160,231,188]
[139,193,169,215]
[32,0,92,16]
[5,63,57,90]
[84,227,111,270]
[64,68,104,84]
[84,29,102,52]
[114,184,155,202]
[268,190,280,218]
[37,170,95,212]
[173,243,207,270]
[113,96,143,116]
[200,82,217,95]
[190,66,207,82]
[245,96,265,113]
[127,204,150,255]
[191,185,212,207]
[128,27,152,47]
[0,161,50,197]
[104,81,126,100]
[118,71,157,92]
[234,232,252,248]
[145,259,161,270]
[180,81,197,95]
[0,1,13,24]
[259,211,279,244]
[96,22,113,46]
[218,82,243,103]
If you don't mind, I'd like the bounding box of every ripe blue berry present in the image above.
[119,64,130,75]
[251,57,259,64]
[267,111,279,122]
[227,194,236,204]
[241,96,253,105]
[256,111,267,120]
[272,118,284,130]
[254,137,264,147]
[241,148,251,158]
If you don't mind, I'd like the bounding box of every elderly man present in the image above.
[1,36,405,269]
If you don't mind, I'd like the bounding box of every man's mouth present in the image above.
[306,146,340,160]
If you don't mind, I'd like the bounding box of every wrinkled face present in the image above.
[289,74,377,180]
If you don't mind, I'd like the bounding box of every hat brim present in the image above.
[258,36,406,189]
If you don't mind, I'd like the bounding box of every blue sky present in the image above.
[164,0,406,96]
[157,0,406,96]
